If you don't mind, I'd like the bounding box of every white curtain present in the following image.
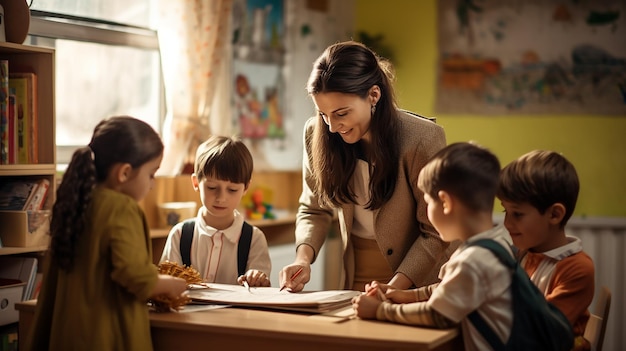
[157,0,233,176]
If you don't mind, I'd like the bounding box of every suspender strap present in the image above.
[180,219,195,267]
[179,219,253,277]
[237,221,253,276]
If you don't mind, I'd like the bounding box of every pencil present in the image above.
[279,267,304,292]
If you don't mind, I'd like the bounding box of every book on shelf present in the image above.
[23,178,50,211]
[7,93,16,164]
[30,273,44,300]
[8,72,38,164]
[0,59,8,165]
[0,178,49,211]
[0,256,38,301]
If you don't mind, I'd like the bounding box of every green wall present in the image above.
[355,0,626,217]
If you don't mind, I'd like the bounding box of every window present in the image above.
[26,0,163,166]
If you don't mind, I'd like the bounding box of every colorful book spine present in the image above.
[0,59,8,164]
[24,178,50,211]
[9,73,37,164]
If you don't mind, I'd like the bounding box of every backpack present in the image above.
[467,239,574,351]
[179,219,253,276]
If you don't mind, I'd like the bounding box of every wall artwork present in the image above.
[231,0,287,170]
[436,0,626,115]
[233,59,285,140]
[232,0,284,57]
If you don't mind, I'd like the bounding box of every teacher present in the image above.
[279,41,457,292]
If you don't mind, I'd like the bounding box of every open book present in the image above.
[186,283,361,313]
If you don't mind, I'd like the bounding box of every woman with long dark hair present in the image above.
[279,41,457,292]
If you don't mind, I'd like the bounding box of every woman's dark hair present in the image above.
[306,41,400,209]
[50,116,163,271]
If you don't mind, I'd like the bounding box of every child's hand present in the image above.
[352,294,382,320]
[237,269,271,287]
[364,281,388,301]
[364,280,381,295]
[153,274,188,299]
[386,289,417,304]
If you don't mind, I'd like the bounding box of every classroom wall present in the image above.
[355,0,626,217]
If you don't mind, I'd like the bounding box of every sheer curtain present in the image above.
[157,0,233,175]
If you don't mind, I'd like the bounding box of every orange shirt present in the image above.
[521,236,595,349]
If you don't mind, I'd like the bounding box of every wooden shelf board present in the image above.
[0,246,48,256]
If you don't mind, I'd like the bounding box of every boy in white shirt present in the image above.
[352,142,513,351]
[160,135,271,287]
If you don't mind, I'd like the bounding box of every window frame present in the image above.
[27,11,165,166]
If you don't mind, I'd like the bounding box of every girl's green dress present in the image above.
[26,187,159,351]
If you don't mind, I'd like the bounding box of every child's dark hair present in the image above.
[194,135,253,185]
[418,142,501,212]
[50,116,163,271]
[498,150,579,228]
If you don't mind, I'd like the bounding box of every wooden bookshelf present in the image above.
[0,42,55,256]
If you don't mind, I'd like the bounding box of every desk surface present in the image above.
[17,300,461,351]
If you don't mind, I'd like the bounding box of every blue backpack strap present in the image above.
[180,219,195,267]
[472,239,516,267]
[467,239,574,351]
[237,221,253,276]
[466,239,514,351]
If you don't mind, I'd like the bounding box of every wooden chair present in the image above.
[583,286,611,351]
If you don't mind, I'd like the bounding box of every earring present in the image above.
[371,104,377,115]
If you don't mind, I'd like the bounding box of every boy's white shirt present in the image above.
[429,224,514,351]
[159,208,271,284]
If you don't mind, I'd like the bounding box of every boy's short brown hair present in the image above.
[194,135,253,185]
[497,150,579,227]
[418,142,501,212]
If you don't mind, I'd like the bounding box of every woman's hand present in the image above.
[238,269,271,287]
[278,262,310,292]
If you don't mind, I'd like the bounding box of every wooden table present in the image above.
[16,300,461,351]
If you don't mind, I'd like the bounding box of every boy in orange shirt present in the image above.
[498,150,595,351]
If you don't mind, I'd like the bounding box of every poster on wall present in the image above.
[231,0,287,170]
[232,0,284,57]
[436,0,626,115]
[233,59,285,140]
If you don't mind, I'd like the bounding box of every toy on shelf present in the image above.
[243,186,275,220]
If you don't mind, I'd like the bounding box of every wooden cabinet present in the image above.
[0,42,56,256]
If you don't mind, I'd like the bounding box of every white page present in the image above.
[187,283,360,308]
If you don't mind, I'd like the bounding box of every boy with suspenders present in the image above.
[159,136,271,287]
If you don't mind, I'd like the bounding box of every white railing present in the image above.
[566,216,626,351]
